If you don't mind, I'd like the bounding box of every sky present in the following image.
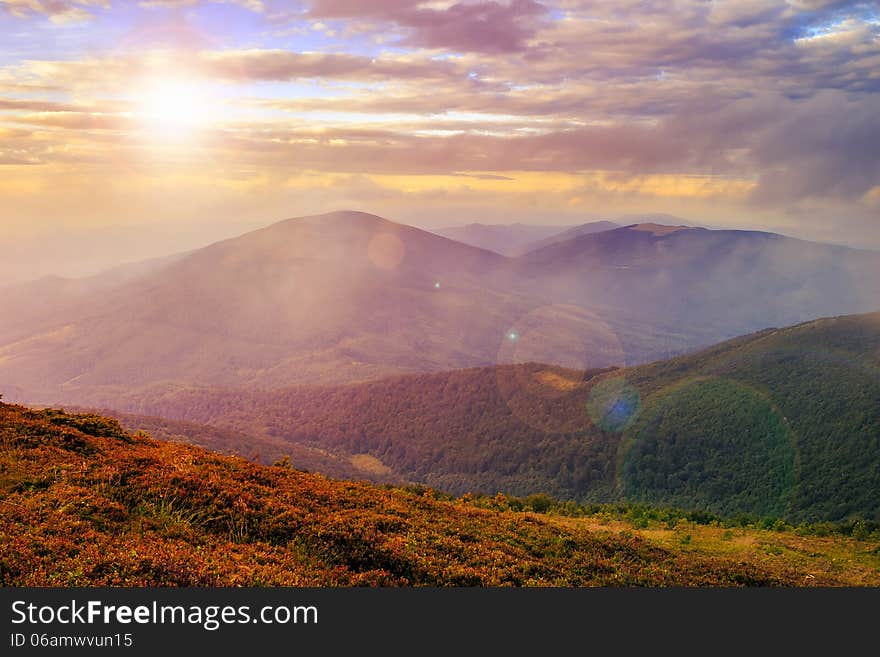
[0,0,879,280]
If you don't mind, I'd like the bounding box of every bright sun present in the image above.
[135,78,215,138]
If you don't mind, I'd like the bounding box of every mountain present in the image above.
[3,211,879,409]
[518,214,689,254]
[1,401,822,586]
[431,222,574,256]
[517,220,621,254]
[105,311,880,523]
[516,223,880,345]
[0,251,187,346]
[615,213,693,226]
[0,211,678,406]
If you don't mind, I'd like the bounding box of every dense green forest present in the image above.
[95,312,880,523]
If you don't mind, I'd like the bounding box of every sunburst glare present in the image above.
[133,77,218,139]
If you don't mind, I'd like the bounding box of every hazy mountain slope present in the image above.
[519,220,621,254]
[431,222,572,256]
[0,211,683,406]
[0,251,186,346]
[0,402,808,586]
[515,223,880,343]
[109,312,880,523]
[3,212,879,409]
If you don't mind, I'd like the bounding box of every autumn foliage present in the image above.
[0,402,840,586]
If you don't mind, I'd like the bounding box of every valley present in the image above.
[61,311,880,524]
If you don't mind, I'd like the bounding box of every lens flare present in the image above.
[494,304,627,435]
[367,232,406,270]
[615,376,798,518]
[586,376,642,433]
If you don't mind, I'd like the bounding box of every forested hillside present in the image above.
[81,409,382,482]
[110,312,880,523]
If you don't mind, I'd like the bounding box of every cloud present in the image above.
[0,0,108,24]
[0,97,81,112]
[11,111,132,130]
[3,62,877,211]
[211,91,880,211]
[306,0,550,53]
[1,0,266,23]
[0,0,878,251]
[197,48,465,82]
[747,92,880,205]
[709,0,787,28]
[5,49,470,94]
[451,172,515,180]
[138,0,265,11]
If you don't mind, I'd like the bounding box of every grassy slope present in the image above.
[5,402,874,587]
[73,408,390,482]
[108,312,880,523]
[557,515,880,587]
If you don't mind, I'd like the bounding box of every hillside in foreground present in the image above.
[106,311,880,524]
[5,402,877,586]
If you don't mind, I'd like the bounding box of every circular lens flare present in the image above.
[587,376,641,433]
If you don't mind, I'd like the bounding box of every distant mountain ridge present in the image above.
[515,222,880,338]
[433,220,618,256]
[2,210,879,408]
[520,220,622,253]
[431,222,573,256]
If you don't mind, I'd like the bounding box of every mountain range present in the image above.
[432,220,618,256]
[2,210,879,410]
[515,222,880,340]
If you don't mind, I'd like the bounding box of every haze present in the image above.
[1,0,879,282]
